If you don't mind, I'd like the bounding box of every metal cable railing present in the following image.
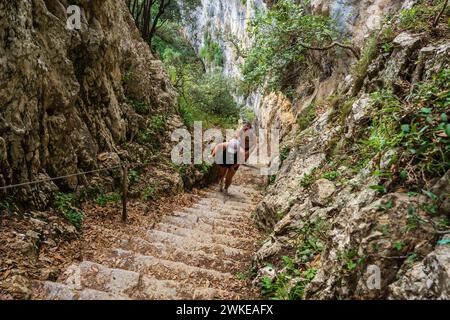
[0,161,154,223]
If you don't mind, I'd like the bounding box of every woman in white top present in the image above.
[211,122,255,194]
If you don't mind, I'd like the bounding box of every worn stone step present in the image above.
[204,186,260,197]
[145,229,249,260]
[193,201,252,213]
[63,261,140,296]
[173,210,249,228]
[135,276,240,300]
[103,249,243,293]
[118,235,244,272]
[59,260,235,300]
[34,281,131,300]
[155,222,254,250]
[170,211,249,231]
[162,215,254,239]
[191,205,252,220]
[201,193,257,205]
[185,204,249,218]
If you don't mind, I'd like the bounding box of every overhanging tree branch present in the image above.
[298,40,361,59]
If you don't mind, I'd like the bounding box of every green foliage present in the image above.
[257,259,318,300]
[241,0,338,93]
[142,184,158,201]
[122,70,132,86]
[155,22,239,129]
[199,32,224,67]
[128,169,140,185]
[299,168,318,188]
[149,115,166,134]
[195,162,212,175]
[126,97,150,114]
[322,171,340,181]
[298,103,317,131]
[96,193,122,207]
[187,72,239,122]
[54,193,84,230]
[399,0,449,31]
[351,36,378,96]
[356,69,449,191]
[338,249,364,272]
[280,146,291,163]
[240,107,256,124]
[137,114,167,147]
[0,195,16,212]
[393,241,405,252]
[295,218,327,263]
[268,175,277,185]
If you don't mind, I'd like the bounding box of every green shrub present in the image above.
[298,103,317,131]
[54,193,84,230]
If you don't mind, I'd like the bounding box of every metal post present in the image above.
[122,165,128,223]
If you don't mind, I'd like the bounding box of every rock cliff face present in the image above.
[249,4,450,300]
[179,0,406,113]
[0,0,182,207]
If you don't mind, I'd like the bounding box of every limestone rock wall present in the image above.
[0,0,181,207]
[251,4,450,300]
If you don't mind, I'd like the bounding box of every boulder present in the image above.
[311,179,336,206]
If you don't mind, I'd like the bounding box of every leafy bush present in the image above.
[54,193,84,230]
[241,0,338,93]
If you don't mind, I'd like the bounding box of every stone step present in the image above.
[190,205,252,220]
[172,210,249,229]
[59,260,239,300]
[201,193,257,206]
[34,281,131,300]
[155,222,255,251]
[118,236,244,273]
[162,215,254,239]
[145,229,249,260]
[185,205,249,219]
[204,186,260,197]
[135,276,240,300]
[103,249,243,293]
[63,261,140,296]
[193,201,252,213]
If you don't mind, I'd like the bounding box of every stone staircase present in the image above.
[32,167,264,300]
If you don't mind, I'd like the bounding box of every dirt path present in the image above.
[31,166,265,300]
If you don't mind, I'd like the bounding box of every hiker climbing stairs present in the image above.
[32,167,265,300]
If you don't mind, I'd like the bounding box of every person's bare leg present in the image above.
[224,165,239,194]
[217,166,227,191]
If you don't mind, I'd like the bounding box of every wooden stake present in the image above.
[122,165,128,223]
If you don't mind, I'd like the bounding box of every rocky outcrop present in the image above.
[0,0,181,208]
[388,235,450,300]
